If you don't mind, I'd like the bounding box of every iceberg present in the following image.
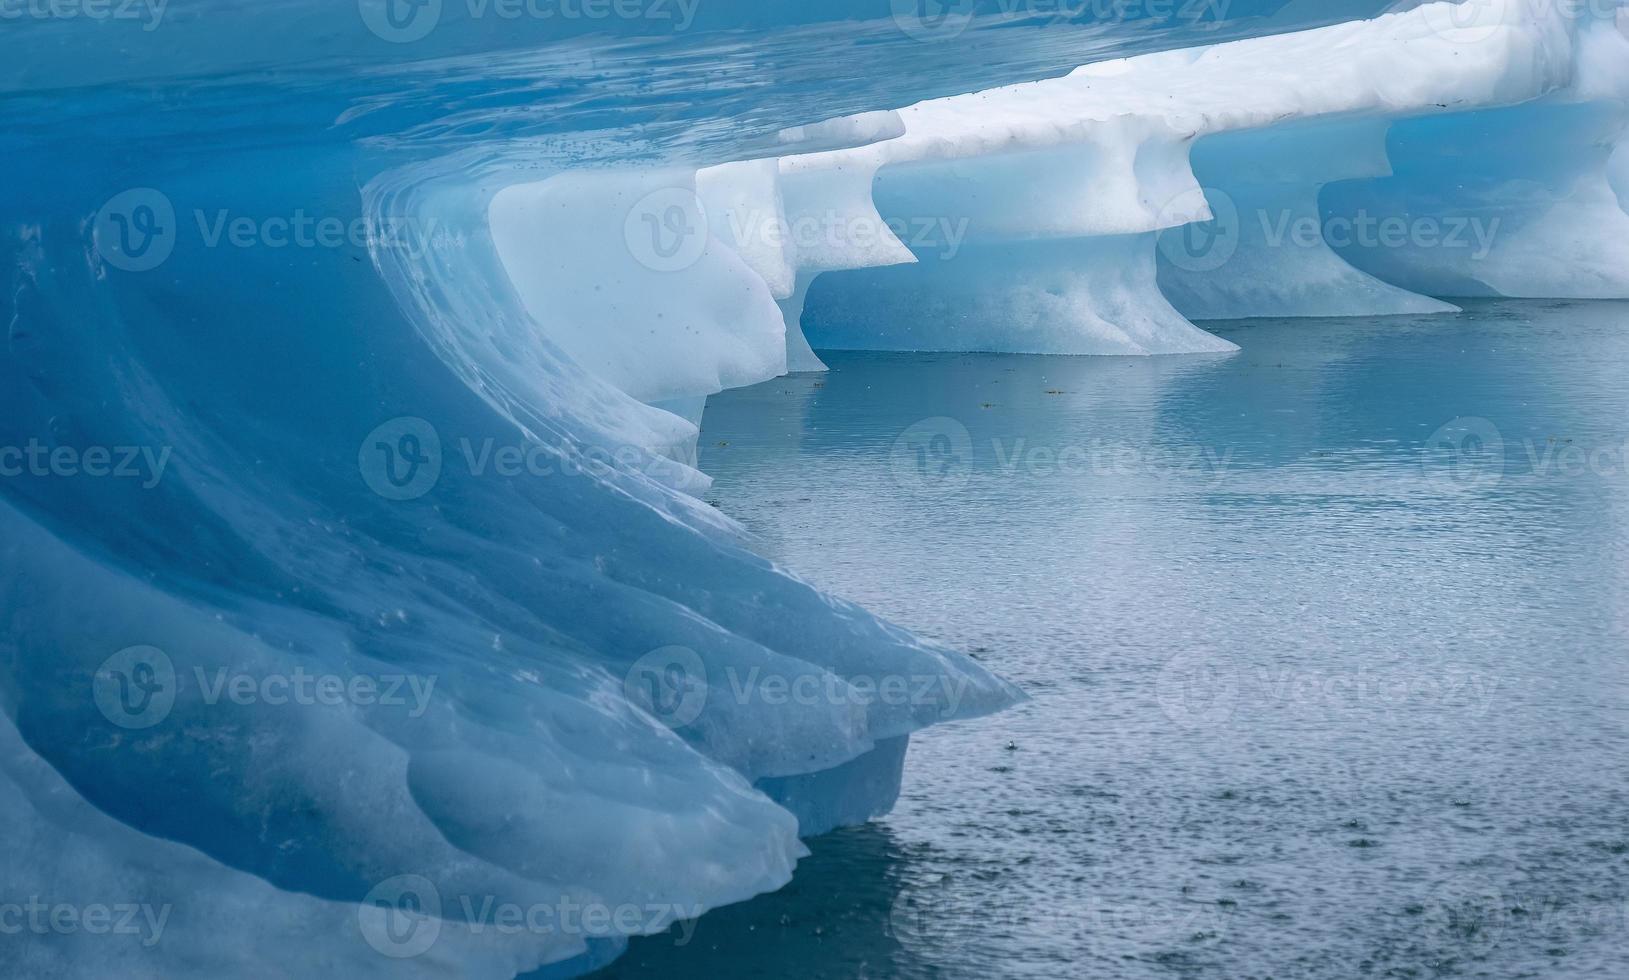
[2,1,1625,977]
[772,1,1628,354]
[502,0,1626,369]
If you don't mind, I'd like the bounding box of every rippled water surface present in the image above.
[601,299,1629,979]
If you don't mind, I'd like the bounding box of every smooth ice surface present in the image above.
[490,169,788,405]
[607,299,1629,979]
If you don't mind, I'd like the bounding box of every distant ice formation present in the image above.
[490,0,1629,382]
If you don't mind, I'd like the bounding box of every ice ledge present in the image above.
[490,1,1626,401]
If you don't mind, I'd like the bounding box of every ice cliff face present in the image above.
[490,0,1628,396]
[2,2,1625,978]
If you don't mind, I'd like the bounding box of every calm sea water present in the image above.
[600,299,1629,979]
